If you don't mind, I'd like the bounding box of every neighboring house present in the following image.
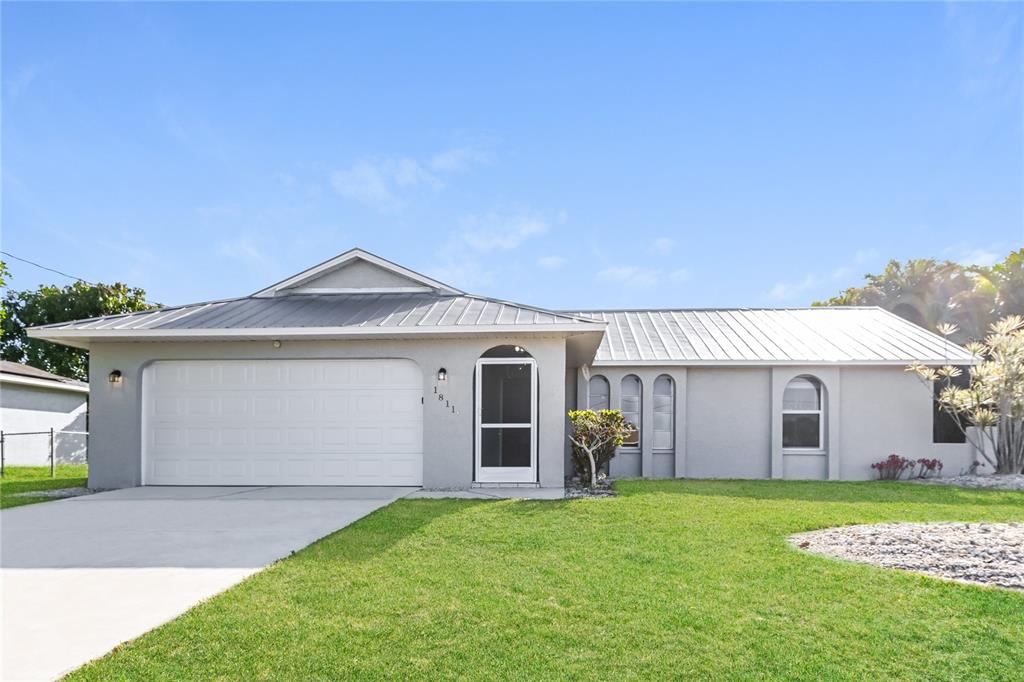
[1,361,89,466]
[27,249,976,489]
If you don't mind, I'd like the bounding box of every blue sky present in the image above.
[3,2,1021,310]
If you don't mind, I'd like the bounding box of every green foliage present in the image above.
[0,261,9,326]
[909,315,1024,474]
[1,280,153,381]
[567,409,631,486]
[816,250,1024,343]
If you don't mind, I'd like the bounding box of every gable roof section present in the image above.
[572,307,977,366]
[28,292,605,347]
[252,248,464,297]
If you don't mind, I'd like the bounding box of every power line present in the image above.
[0,250,163,306]
[1,250,97,286]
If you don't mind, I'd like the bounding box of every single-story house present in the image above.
[27,248,977,489]
[1,360,89,466]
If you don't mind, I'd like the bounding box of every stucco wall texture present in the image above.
[577,365,975,481]
[85,334,973,488]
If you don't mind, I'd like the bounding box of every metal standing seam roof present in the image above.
[31,293,604,333]
[571,308,977,365]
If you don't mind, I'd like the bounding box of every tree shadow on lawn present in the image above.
[296,498,505,565]
[613,478,1024,509]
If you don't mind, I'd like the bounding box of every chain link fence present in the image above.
[0,429,89,477]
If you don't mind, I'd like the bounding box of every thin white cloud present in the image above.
[597,264,691,288]
[217,235,276,271]
[945,3,1020,96]
[768,248,884,302]
[428,146,489,173]
[458,212,551,252]
[598,266,659,288]
[8,63,43,100]
[960,248,1001,267]
[331,146,487,209]
[651,237,675,255]
[943,243,1005,267]
[538,255,566,270]
[768,275,820,301]
[330,158,437,206]
[669,268,690,282]
[852,248,879,265]
[428,260,494,290]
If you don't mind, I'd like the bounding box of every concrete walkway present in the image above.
[0,486,412,681]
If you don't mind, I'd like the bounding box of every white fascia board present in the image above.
[27,323,601,344]
[252,249,464,297]
[0,373,90,393]
[592,358,978,367]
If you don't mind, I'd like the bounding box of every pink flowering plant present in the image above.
[870,453,915,480]
[912,458,944,479]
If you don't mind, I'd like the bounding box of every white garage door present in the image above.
[142,359,423,486]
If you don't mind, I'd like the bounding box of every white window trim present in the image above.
[588,374,610,411]
[781,379,825,453]
[475,357,537,483]
[620,375,641,449]
[652,375,674,452]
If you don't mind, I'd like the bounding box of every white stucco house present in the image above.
[27,248,976,490]
[1,361,89,466]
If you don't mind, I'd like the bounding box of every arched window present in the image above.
[620,375,641,447]
[588,375,610,410]
[653,375,674,450]
[782,376,824,449]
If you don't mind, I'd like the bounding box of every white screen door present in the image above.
[475,358,536,483]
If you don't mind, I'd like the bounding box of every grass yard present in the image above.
[69,480,1024,681]
[0,464,88,509]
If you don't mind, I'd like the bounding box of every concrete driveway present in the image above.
[1,486,412,681]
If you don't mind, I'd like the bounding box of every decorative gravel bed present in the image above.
[564,480,617,498]
[7,486,91,499]
[909,474,1024,491]
[791,522,1024,590]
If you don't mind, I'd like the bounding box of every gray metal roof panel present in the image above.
[571,307,975,365]
[36,293,601,334]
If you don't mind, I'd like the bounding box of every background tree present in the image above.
[816,249,1024,342]
[1,280,153,380]
[909,316,1024,474]
[0,261,9,326]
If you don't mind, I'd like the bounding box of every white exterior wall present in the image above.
[576,366,688,479]
[575,364,973,480]
[837,367,976,479]
[87,335,568,490]
[0,383,88,466]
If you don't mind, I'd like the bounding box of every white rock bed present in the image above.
[910,474,1024,491]
[791,523,1024,590]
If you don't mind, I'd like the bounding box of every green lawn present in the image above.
[69,480,1024,681]
[0,464,88,509]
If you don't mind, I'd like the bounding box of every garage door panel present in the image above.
[143,359,423,486]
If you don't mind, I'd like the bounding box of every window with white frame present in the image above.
[653,375,674,450]
[782,376,823,449]
[588,375,610,411]
[620,375,641,447]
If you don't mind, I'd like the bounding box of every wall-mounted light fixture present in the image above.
[437,367,447,382]
[108,369,123,384]
[272,340,282,349]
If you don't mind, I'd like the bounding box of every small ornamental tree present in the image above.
[908,315,1024,475]
[567,409,632,488]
